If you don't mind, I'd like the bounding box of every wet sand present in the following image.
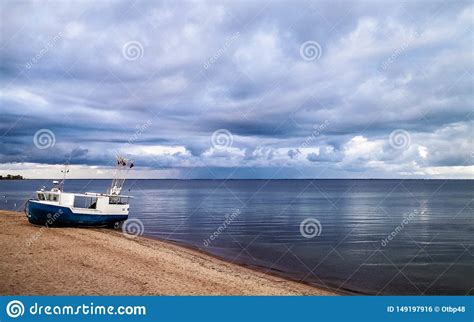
[0,210,336,295]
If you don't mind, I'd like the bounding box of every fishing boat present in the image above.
[25,157,134,227]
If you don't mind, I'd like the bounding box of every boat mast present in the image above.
[108,156,134,195]
[60,163,69,191]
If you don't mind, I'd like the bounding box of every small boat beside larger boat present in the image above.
[25,157,134,227]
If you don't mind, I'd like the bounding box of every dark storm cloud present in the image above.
[0,0,472,178]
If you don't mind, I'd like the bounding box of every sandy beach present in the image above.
[0,210,335,295]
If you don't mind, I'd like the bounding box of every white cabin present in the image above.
[36,189,131,216]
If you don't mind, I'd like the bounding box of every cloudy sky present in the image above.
[0,0,472,179]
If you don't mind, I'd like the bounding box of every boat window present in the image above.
[37,193,45,200]
[44,194,58,202]
[74,196,98,209]
[109,196,129,205]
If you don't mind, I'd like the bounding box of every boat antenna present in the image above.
[60,162,70,191]
[108,156,134,195]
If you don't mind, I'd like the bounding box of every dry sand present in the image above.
[0,210,336,295]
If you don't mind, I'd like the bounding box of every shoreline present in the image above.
[0,210,337,295]
[141,234,351,295]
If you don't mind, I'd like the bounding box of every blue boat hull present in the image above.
[25,200,128,227]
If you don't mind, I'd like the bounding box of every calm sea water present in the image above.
[1,179,472,295]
